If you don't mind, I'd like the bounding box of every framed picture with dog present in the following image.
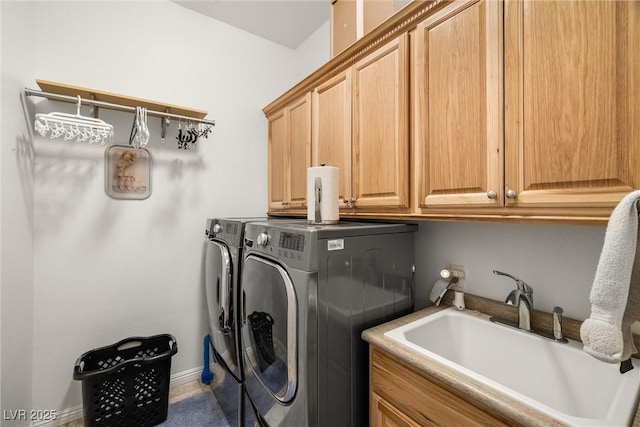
[105,145,151,200]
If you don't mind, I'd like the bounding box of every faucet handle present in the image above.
[493,270,533,294]
[552,306,568,342]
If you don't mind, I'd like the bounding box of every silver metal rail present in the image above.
[24,88,216,127]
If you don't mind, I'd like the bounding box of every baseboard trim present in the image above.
[31,366,205,427]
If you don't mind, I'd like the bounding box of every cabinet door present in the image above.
[288,94,312,209]
[414,0,503,209]
[504,0,640,208]
[331,0,357,56]
[352,34,409,209]
[370,347,511,426]
[312,70,352,208]
[268,110,287,210]
[371,392,426,427]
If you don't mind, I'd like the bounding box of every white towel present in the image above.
[580,190,640,363]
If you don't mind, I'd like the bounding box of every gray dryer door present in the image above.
[205,240,239,378]
[241,254,297,404]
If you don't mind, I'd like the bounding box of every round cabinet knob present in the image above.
[212,223,222,234]
[486,190,497,199]
[350,198,357,204]
[343,199,349,204]
[506,189,517,199]
[257,232,270,247]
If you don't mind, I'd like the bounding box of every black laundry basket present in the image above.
[73,334,178,427]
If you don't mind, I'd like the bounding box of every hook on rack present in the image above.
[128,106,149,148]
[161,108,170,144]
[176,119,203,150]
[89,93,98,118]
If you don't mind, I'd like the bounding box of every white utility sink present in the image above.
[385,307,640,426]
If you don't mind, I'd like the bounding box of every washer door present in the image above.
[241,255,297,404]
[205,240,238,376]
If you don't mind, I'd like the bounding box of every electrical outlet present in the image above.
[450,264,465,279]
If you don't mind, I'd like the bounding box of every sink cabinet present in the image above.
[369,346,511,427]
[267,93,311,211]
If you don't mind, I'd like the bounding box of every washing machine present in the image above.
[204,217,266,427]
[240,221,417,426]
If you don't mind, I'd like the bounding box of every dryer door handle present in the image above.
[211,240,233,334]
[219,256,232,333]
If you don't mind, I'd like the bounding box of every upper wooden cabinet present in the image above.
[312,70,352,207]
[268,109,287,210]
[504,0,640,209]
[413,0,503,209]
[267,94,311,211]
[265,0,640,223]
[352,34,409,209]
[312,34,410,211]
[330,0,397,56]
[414,0,640,218]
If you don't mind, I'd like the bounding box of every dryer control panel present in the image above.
[244,224,313,270]
[279,232,305,252]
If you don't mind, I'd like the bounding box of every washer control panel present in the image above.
[206,219,242,246]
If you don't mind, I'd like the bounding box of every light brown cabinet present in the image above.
[331,0,396,57]
[371,392,424,427]
[413,0,503,210]
[414,0,640,217]
[267,93,311,211]
[313,34,410,211]
[503,0,640,210]
[265,0,640,223]
[352,34,410,209]
[370,346,511,427]
[312,70,352,207]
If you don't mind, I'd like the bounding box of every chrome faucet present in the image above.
[494,270,533,331]
[490,270,568,344]
[431,277,459,306]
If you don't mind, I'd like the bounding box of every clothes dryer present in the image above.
[240,221,417,427]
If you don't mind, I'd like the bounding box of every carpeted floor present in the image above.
[159,392,230,427]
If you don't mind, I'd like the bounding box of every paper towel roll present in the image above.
[307,165,339,224]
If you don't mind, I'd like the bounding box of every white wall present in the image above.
[1,1,36,424]
[414,221,606,320]
[294,20,330,82]
[26,0,301,415]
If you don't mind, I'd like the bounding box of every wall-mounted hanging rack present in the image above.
[24,79,216,127]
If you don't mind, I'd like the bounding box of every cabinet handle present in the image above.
[487,190,497,199]
[506,189,517,199]
[350,198,357,204]
[343,199,350,204]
